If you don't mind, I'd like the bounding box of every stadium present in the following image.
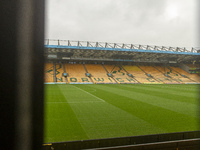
[43,39,200,150]
[2,1,200,150]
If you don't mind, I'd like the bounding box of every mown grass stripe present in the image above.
[72,85,105,102]
[82,84,199,132]
[126,85,198,117]
[119,84,198,104]
[141,84,198,93]
[86,84,199,118]
[62,85,166,139]
[44,85,89,142]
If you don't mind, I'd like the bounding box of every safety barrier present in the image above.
[185,82,200,84]
[44,82,66,84]
[43,131,200,150]
[44,82,56,84]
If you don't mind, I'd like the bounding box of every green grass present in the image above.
[44,84,200,143]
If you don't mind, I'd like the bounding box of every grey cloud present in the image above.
[46,0,197,47]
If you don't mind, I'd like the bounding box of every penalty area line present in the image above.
[72,85,105,102]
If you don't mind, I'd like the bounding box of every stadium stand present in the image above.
[170,66,200,83]
[64,63,91,83]
[138,66,161,83]
[155,66,190,83]
[104,65,138,83]
[55,63,65,82]
[44,63,54,82]
[45,63,200,84]
[85,64,116,83]
[123,65,156,83]
[103,64,115,73]
[154,66,181,83]
[138,66,169,83]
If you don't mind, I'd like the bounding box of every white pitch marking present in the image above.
[72,85,105,102]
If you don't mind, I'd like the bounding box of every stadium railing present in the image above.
[43,131,200,150]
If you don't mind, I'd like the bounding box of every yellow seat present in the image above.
[65,64,91,83]
[85,64,116,83]
[104,65,138,83]
[44,63,54,82]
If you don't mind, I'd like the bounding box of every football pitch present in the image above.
[44,84,200,143]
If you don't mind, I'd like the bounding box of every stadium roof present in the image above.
[45,39,200,63]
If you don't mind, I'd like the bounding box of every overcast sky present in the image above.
[46,0,198,48]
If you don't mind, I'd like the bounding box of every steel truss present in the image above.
[45,39,200,53]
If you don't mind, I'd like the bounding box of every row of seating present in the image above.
[44,63,54,82]
[65,64,91,82]
[44,63,200,83]
[86,64,116,83]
